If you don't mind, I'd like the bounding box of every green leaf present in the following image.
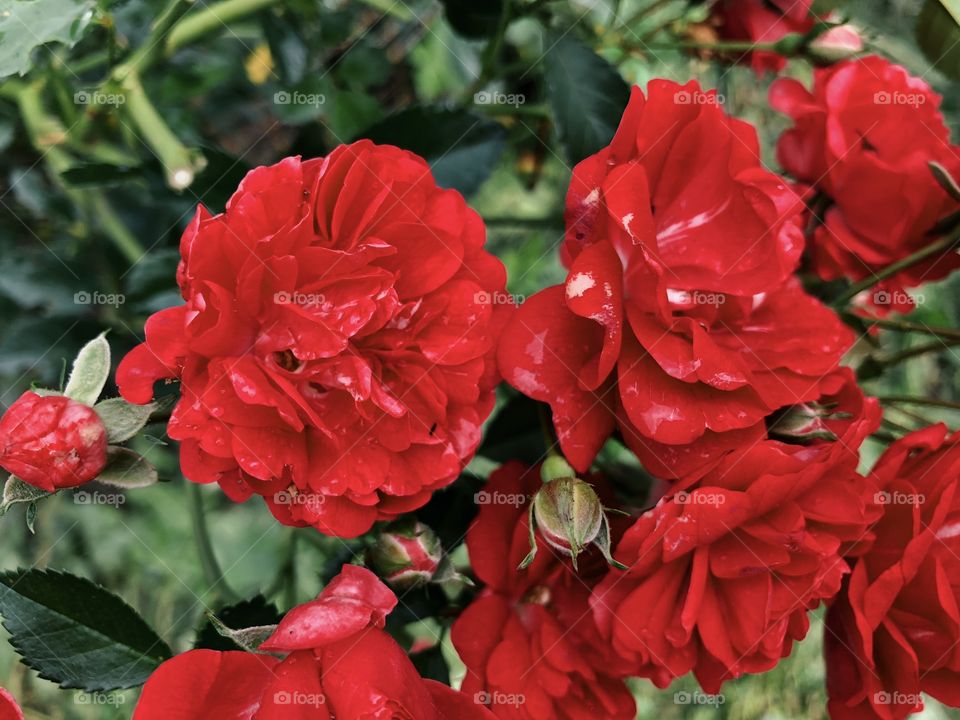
[60,163,143,188]
[0,475,51,516]
[917,0,960,80]
[95,447,157,489]
[94,398,156,444]
[0,568,171,690]
[194,595,282,652]
[544,34,630,164]
[363,106,507,196]
[63,333,110,406]
[0,0,95,78]
[439,0,503,38]
[930,161,960,202]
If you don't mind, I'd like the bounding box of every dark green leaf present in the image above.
[917,0,960,80]
[61,164,143,188]
[544,34,630,164]
[439,0,503,38]
[363,106,507,196]
[410,643,450,684]
[0,569,171,690]
[478,393,545,465]
[194,595,282,651]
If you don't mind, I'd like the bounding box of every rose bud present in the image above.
[519,456,626,571]
[807,24,863,64]
[369,519,443,589]
[767,400,852,443]
[0,391,108,492]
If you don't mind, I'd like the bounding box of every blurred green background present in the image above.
[1,0,959,717]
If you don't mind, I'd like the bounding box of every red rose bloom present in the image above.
[771,56,960,312]
[133,565,493,719]
[452,462,636,719]
[498,80,852,479]
[0,688,24,720]
[825,424,960,719]
[714,0,815,73]
[591,371,880,692]
[0,391,107,491]
[117,142,510,537]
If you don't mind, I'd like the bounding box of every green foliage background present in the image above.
[1,0,959,717]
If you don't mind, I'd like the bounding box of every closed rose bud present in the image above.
[369,520,443,589]
[519,459,626,572]
[807,24,863,64]
[533,478,603,560]
[767,401,850,444]
[0,391,108,492]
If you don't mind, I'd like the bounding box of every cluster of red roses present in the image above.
[2,11,960,719]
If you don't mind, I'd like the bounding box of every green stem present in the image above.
[189,482,237,602]
[88,194,146,264]
[463,0,513,102]
[850,314,960,342]
[16,80,146,262]
[877,395,960,412]
[877,337,960,367]
[120,71,205,189]
[116,0,196,77]
[832,226,960,307]
[166,0,280,55]
[620,0,676,28]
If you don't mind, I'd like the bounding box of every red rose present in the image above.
[451,462,636,719]
[714,0,815,73]
[133,565,493,719]
[771,56,960,312]
[591,371,880,692]
[0,688,24,720]
[117,143,510,537]
[498,80,851,479]
[0,391,107,491]
[825,424,960,720]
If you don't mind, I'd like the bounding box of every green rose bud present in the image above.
[519,462,627,572]
[369,519,443,589]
